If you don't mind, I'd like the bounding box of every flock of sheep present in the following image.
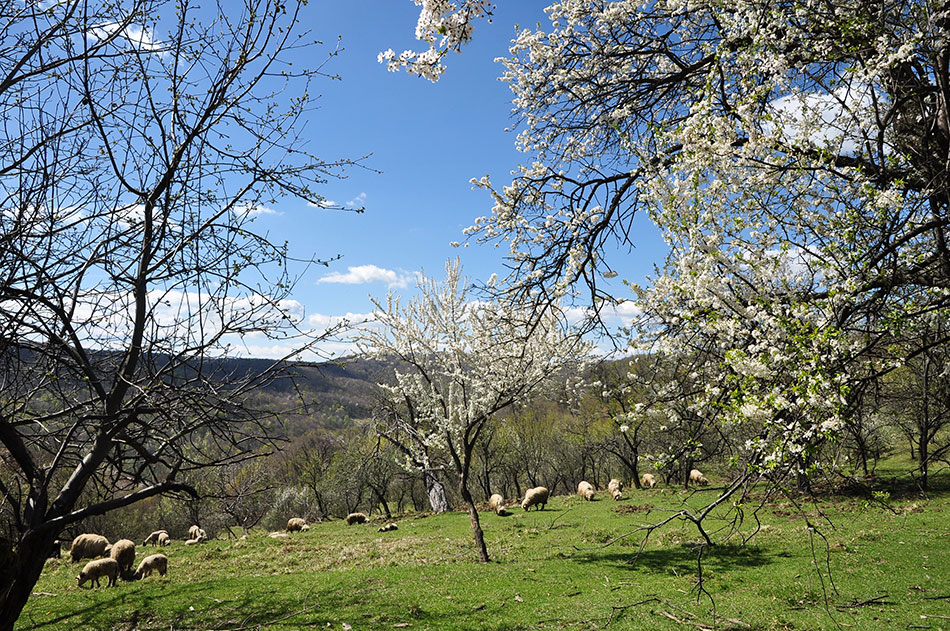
[67,469,710,589]
[488,468,710,515]
[69,531,172,589]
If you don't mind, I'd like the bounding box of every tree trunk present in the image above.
[0,529,59,631]
[458,482,490,563]
[423,469,449,514]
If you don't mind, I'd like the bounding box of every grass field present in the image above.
[16,467,950,630]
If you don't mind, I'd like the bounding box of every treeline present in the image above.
[48,350,948,546]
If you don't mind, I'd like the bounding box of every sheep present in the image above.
[269,531,289,539]
[156,532,170,547]
[345,512,368,525]
[377,522,398,532]
[109,539,136,576]
[286,517,309,532]
[134,553,168,579]
[689,469,709,486]
[184,527,208,545]
[577,480,596,501]
[640,473,657,489]
[607,478,623,501]
[76,557,118,588]
[521,486,549,511]
[69,534,110,563]
[488,493,508,515]
[143,530,168,546]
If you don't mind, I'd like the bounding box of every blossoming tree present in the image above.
[359,259,590,562]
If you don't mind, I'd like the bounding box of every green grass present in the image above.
[17,469,950,630]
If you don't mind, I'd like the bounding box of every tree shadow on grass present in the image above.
[20,576,547,631]
[574,542,772,576]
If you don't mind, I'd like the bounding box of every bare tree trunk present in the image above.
[0,530,58,631]
[459,483,490,563]
[423,469,449,514]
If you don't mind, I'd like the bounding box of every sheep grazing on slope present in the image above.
[109,539,136,577]
[521,486,550,511]
[378,522,398,532]
[488,493,508,515]
[156,532,170,547]
[689,469,709,486]
[345,512,368,525]
[577,480,596,501]
[69,534,110,563]
[607,478,623,500]
[640,473,657,489]
[143,530,168,546]
[286,517,309,532]
[76,557,118,588]
[185,527,208,545]
[134,553,168,579]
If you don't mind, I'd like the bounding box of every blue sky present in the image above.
[240,1,668,359]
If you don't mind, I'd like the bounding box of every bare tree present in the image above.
[0,1,354,626]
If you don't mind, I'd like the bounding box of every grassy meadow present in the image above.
[17,465,950,630]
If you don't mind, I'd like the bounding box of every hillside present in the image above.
[21,465,950,631]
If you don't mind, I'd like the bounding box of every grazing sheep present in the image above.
[610,487,623,501]
[143,530,168,546]
[689,469,709,486]
[134,553,168,579]
[577,480,596,501]
[187,525,202,540]
[345,512,368,525]
[286,517,308,532]
[76,557,118,588]
[156,532,170,547]
[640,473,657,489]
[377,522,398,532]
[109,539,136,575]
[607,478,624,500]
[521,486,550,511]
[184,527,208,545]
[69,534,110,563]
[488,493,508,515]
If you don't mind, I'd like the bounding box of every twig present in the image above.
[547,506,575,529]
[604,596,660,627]
[835,594,890,609]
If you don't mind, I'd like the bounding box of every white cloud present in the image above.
[766,83,879,155]
[88,23,164,54]
[317,264,419,289]
[235,203,280,218]
[346,192,367,208]
[308,199,338,209]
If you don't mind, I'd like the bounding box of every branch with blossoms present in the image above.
[380,0,495,81]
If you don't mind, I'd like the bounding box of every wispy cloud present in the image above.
[317,264,419,289]
[88,23,164,54]
[235,203,280,218]
[308,192,368,210]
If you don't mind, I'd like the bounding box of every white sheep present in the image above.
[187,525,202,540]
[156,532,170,547]
[286,517,309,532]
[69,534,110,563]
[640,473,657,488]
[607,478,623,500]
[377,522,398,532]
[76,557,118,588]
[488,493,507,515]
[143,530,168,546]
[521,486,549,511]
[577,480,595,501]
[134,553,168,579]
[689,469,709,486]
[109,539,136,575]
[345,512,368,525]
